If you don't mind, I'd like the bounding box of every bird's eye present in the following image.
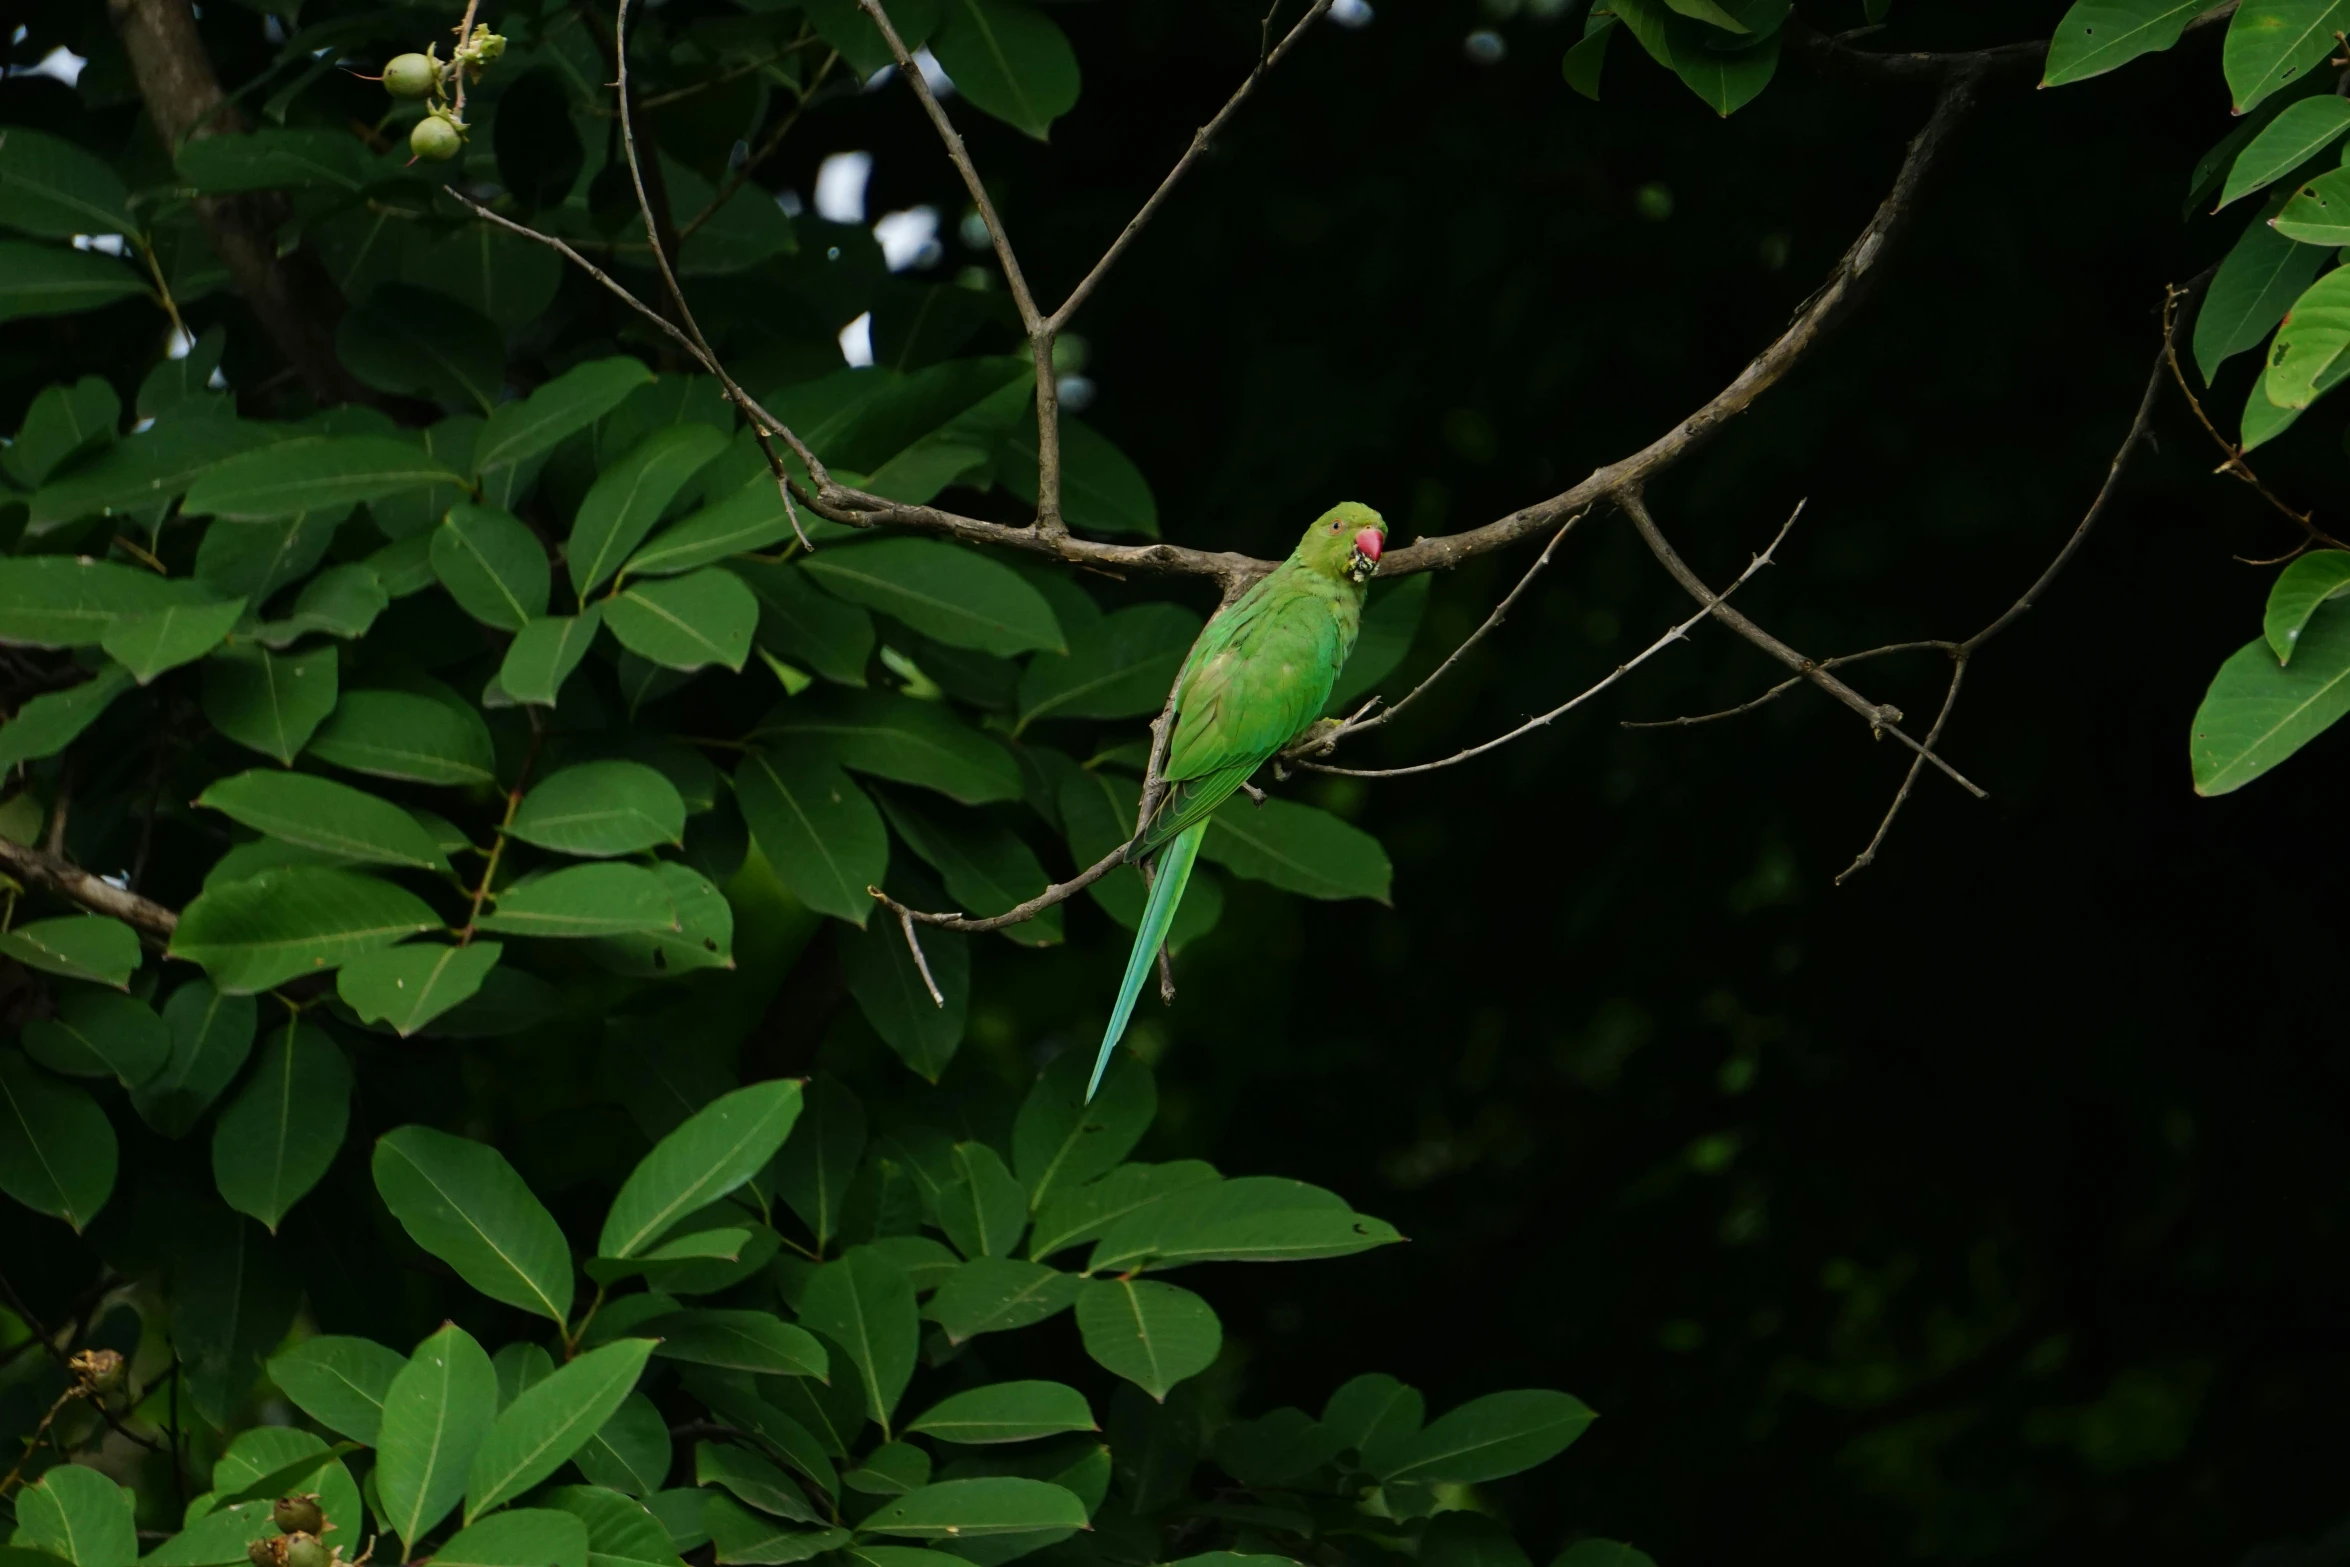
[1330,523,1339,530]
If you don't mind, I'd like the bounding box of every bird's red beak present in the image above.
[1352,528,1383,562]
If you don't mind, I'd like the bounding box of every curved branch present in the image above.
[1381,69,1981,578]
[0,836,177,940]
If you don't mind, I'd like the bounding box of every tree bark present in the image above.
[107,0,373,405]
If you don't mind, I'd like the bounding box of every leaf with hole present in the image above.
[2224,0,2350,112]
[2042,0,2208,86]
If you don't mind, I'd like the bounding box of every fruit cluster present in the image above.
[247,1494,367,1567]
[376,22,507,163]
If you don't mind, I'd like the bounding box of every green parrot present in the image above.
[1087,501,1389,1099]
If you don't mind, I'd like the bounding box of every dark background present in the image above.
[822,3,2350,1562]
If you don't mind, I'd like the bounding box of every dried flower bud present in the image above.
[70,1349,126,1396]
[248,1538,287,1567]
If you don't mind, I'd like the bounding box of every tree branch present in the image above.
[1380,69,1981,578]
[0,835,178,939]
[108,0,375,406]
[1299,502,1802,780]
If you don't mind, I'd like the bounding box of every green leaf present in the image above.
[2274,167,2350,245]
[601,1080,805,1258]
[1321,1373,1425,1465]
[196,769,448,870]
[2223,97,2350,207]
[801,0,943,76]
[697,1444,821,1523]
[924,1257,1081,1343]
[906,1382,1095,1445]
[571,425,733,599]
[402,226,562,336]
[1028,1160,1220,1262]
[3,375,118,489]
[434,502,553,631]
[170,866,441,992]
[576,1393,674,1496]
[1013,1051,1156,1213]
[378,1323,498,1549]
[879,795,1061,946]
[435,1510,590,1567]
[1549,1545,1657,1567]
[9,1464,136,1567]
[268,1336,408,1444]
[1074,1278,1220,1401]
[193,508,344,602]
[1564,16,1618,97]
[371,1123,577,1323]
[2194,205,2329,382]
[339,283,505,413]
[0,128,134,238]
[496,1343,556,1410]
[2267,265,2350,408]
[587,1226,758,1284]
[858,1478,1087,1539]
[254,562,391,645]
[735,748,889,925]
[210,1018,350,1231]
[1087,1175,1400,1272]
[0,1048,116,1230]
[208,1428,362,1514]
[0,555,200,647]
[30,414,273,530]
[928,0,1081,140]
[646,1309,829,1378]
[2224,0,2350,111]
[702,1501,844,1566]
[629,473,799,578]
[2243,367,2304,450]
[24,991,168,1085]
[2266,549,2350,661]
[771,1074,866,1255]
[2192,598,2350,792]
[183,436,465,519]
[584,861,735,977]
[130,980,258,1138]
[308,688,498,787]
[502,610,607,707]
[0,666,134,771]
[176,1212,301,1423]
[2042,0,2207,86]
[478,863,679,938]
[1212,1408,1346,1487]
[475,358,656,481]
[1016,604,1198,730]
[0,915,140,988]
[465,1338,660,1522]
[938,1142,1028,1259]
[998,415,1159,537]
[1203,797,1391,902]
[607,568,760,672]
[0,241,147,323]
[545,1485,691,1567]
[802,539,1064,657]
[798,1245,921,1431]
[175,128,389,193]
[839,910,968,1081]
[510,761,687,857]
[735,562,875,686]
[100,596,245,684]
[756,689,1023,805]
[1373,1390,1596,1485]
[202,644,339,765]
[683,1372,840,1495]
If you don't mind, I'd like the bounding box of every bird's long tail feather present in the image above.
[1087,821,1204,1101]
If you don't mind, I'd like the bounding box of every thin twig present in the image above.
[1046,0,1334,334]
[1621,641,1955,728]
[896,910,946,1006]
[1301,503,1805,780]
[1339,508,1588,744]
[2157,281,2340,550]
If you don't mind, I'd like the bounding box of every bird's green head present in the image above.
[1297,501,1387,585]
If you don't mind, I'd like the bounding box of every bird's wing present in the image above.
[1138,577,1339,856]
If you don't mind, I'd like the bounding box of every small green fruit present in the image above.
[273,1496,324,1537]
[282,1535,329,1567]
[381,53,440,99]
[410,115,463,162]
